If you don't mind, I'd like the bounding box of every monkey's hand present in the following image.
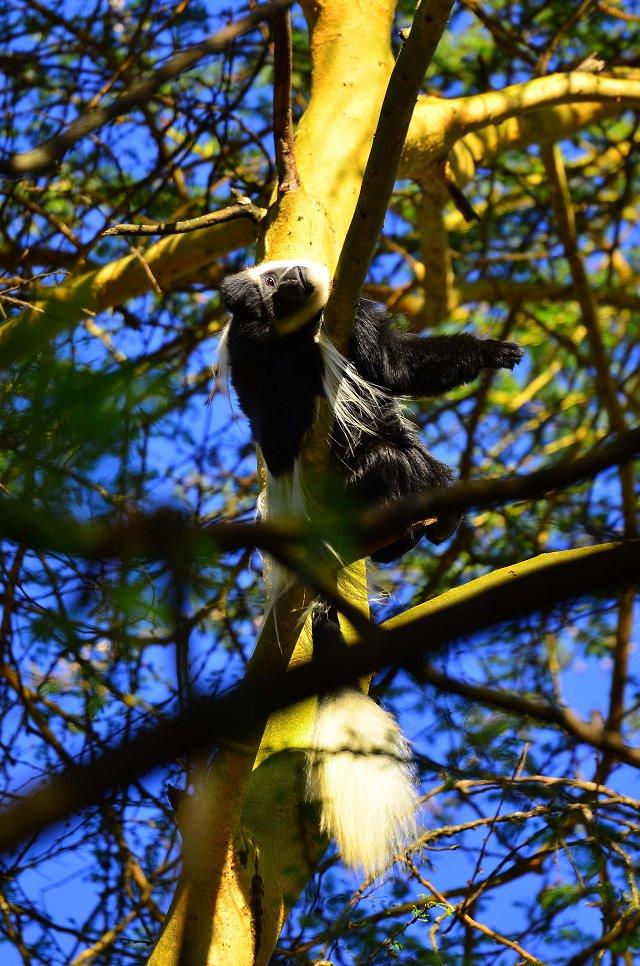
[480,339,524,371]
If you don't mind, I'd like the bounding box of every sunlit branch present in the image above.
[325,0,454,350]
[450,72,640,141]
[102,202,265,237]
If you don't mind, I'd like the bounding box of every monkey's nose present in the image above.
[295,265,315,295]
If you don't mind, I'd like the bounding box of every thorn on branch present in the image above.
[575,53,606,73]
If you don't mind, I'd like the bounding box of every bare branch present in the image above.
[566,909,640,965]
[272,9,300,193]
[416,664,640,766]
[0,0,293,178]
[102,202,265,237]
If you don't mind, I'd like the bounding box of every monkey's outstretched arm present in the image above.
[350,300,522,397]
[380,330,523,396]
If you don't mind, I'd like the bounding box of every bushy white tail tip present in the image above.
[306,689,419,876]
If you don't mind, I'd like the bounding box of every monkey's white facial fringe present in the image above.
[214,321,231,396]
[248,260,331,334]
[306,689,419,875]
[319,333,388,452]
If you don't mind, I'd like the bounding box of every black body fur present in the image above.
[220,262,522,563]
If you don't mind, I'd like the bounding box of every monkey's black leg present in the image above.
[345,439,462,563]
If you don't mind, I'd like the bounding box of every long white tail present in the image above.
[306,689,419,875]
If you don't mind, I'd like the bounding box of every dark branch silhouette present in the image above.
[0,426,636,573]
[272,8,300,193]
[0,539,637,855]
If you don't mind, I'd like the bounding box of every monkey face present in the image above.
[220,260,330,338]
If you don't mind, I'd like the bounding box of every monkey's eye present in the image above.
[264,274,276,288]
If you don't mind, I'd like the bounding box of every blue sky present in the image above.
[1,0,639,962]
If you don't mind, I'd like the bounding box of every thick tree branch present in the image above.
[0,0,293,178]
[324,0,454,350]
[401,75,640,182]
[0,540,637,855]
[450,73,640,142]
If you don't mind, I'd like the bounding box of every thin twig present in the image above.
[402,857,541,963]
[102,202,265,237]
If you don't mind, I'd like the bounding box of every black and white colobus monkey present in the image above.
[217,260,523,875]
[218,260,522,563]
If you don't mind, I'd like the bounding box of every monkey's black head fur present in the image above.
[220,260,330,340]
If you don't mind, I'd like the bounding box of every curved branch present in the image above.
[449,71,640,139]
[374,280,640,318]
[415,664,638,763]
[0,426,638,569]
[401,73,640,182]
[450,73,640,142]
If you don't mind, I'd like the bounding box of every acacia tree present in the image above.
[0,0,639,964]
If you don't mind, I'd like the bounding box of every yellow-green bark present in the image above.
[143,10,640,965]
[0,213,257,367]
[5,5,632,960]
[148,0,398,959]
